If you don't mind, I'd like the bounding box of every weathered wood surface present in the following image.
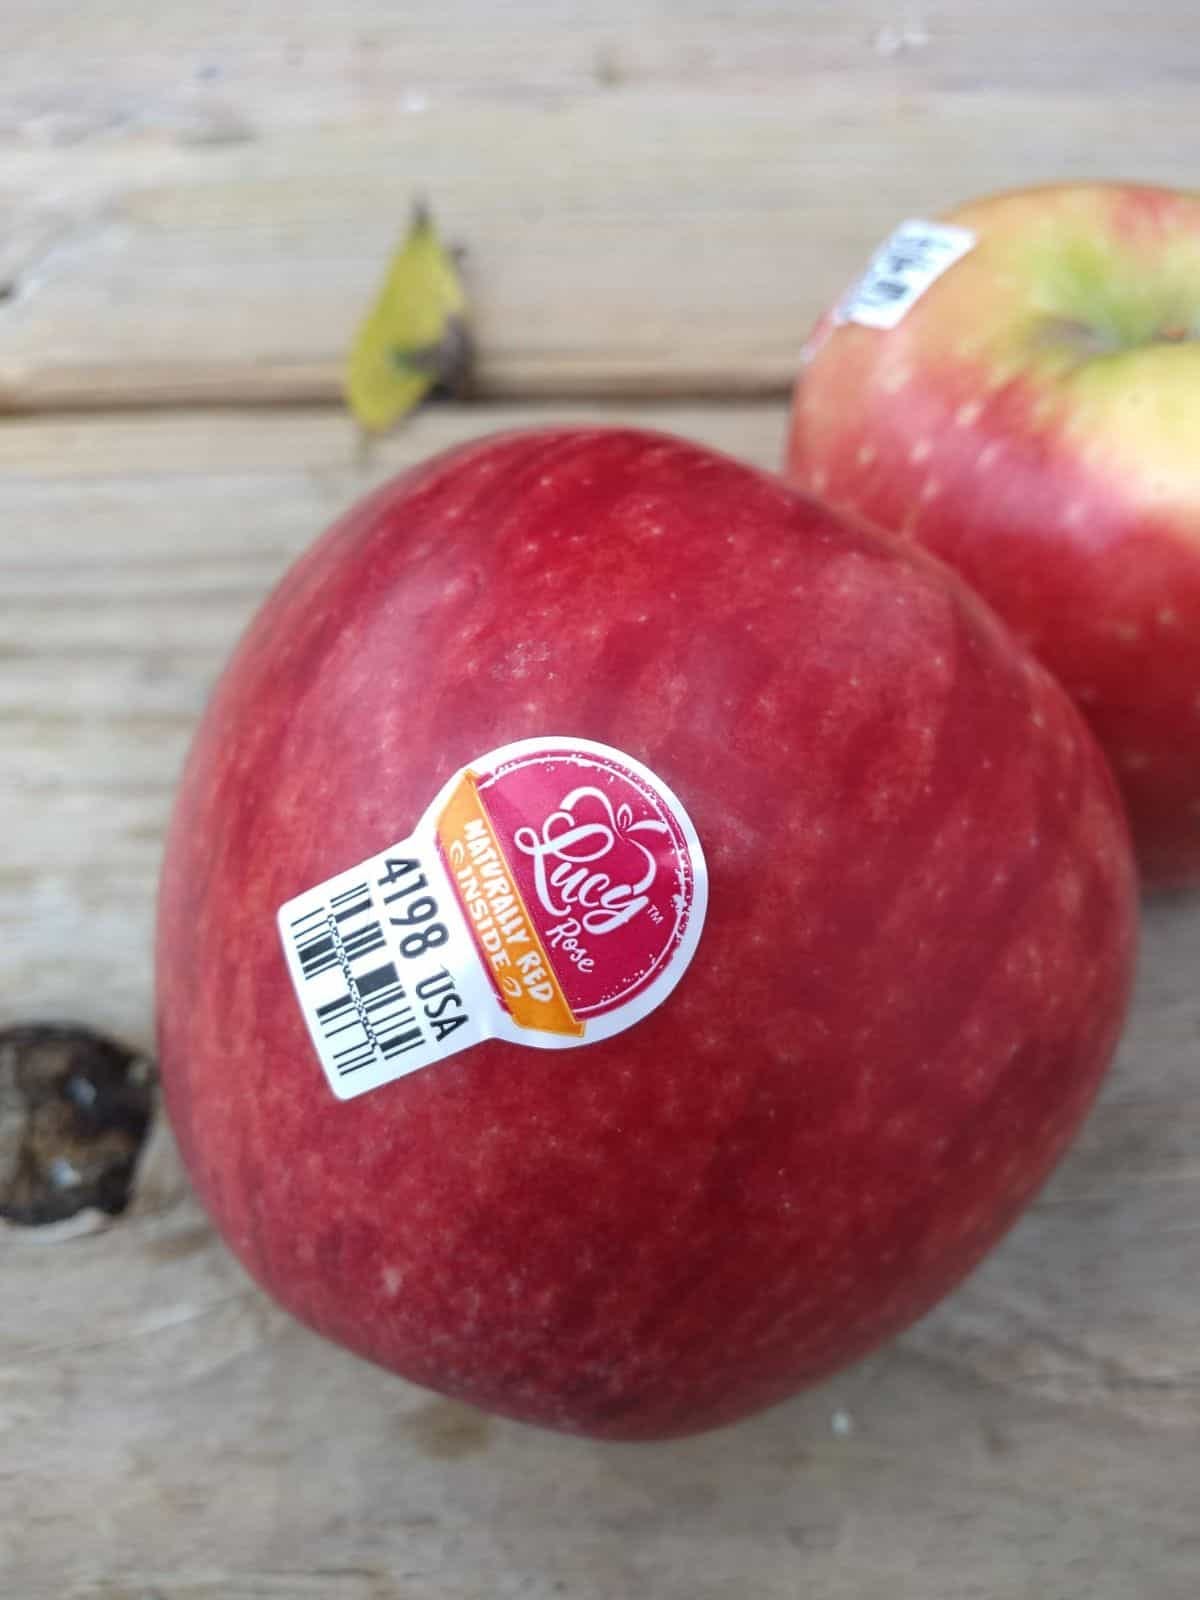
[2,3,1200,409]
[2,407,1199,1599]
[5,4,1200,1595]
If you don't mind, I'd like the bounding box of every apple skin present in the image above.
[157,427,1136,1440]
[786,182,1200,887]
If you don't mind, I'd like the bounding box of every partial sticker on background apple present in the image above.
[278,737,708,1099]
[836,219,977,330]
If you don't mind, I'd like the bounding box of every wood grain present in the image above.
[1,4,1199,409]
[4,5,1200,1594]
[2,406,1199,1599]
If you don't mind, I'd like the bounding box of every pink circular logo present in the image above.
[471,740,705,1028]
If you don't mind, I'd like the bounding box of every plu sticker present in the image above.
[836,219,977,330]
[278,738,708,1099]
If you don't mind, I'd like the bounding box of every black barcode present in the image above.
[290,883,384,981]
[857,275,910,306]
[884,238,942,272]
[854,228,961,310]
[314,959,425,1075]
[287,886,426,1076]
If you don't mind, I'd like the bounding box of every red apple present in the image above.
[786,182,1200,887]
[157,427,1136,1439]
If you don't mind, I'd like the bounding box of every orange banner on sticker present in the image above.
[436,771,584,1038]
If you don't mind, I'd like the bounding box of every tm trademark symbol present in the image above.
[647,906,664,925]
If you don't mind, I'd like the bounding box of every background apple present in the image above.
[157,427,1136,1440]
[786,181,1200,887]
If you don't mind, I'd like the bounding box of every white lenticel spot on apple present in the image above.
[909,439,933,464]
[976,442,1001,470]
[1158,607,1179,627]
[954,400,983,428]
[1122,751,1150,771]
[856,443,877,467]
[920,478,941,502]
[1112,621,1141,643]
[811,467,828,493]
[882,366,911,394]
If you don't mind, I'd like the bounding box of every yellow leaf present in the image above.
[345,203,471,433]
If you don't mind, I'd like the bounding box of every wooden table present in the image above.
[3,6,1199,1597]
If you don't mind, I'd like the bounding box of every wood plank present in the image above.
[5,0,1197,110]
[2,404,1199,1599]
[1,2,1199,409]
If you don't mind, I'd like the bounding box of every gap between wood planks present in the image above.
[0,398,794,484]
[0,375,795,419]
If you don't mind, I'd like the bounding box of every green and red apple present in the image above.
[787,182,1200,887]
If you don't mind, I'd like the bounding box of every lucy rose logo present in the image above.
[436,738,707,1043]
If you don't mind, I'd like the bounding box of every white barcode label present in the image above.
[280,842,495,1099]
[836,220,976,330]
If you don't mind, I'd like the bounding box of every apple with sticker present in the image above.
[787,181,1200,886]
[157,427,1136,1438]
